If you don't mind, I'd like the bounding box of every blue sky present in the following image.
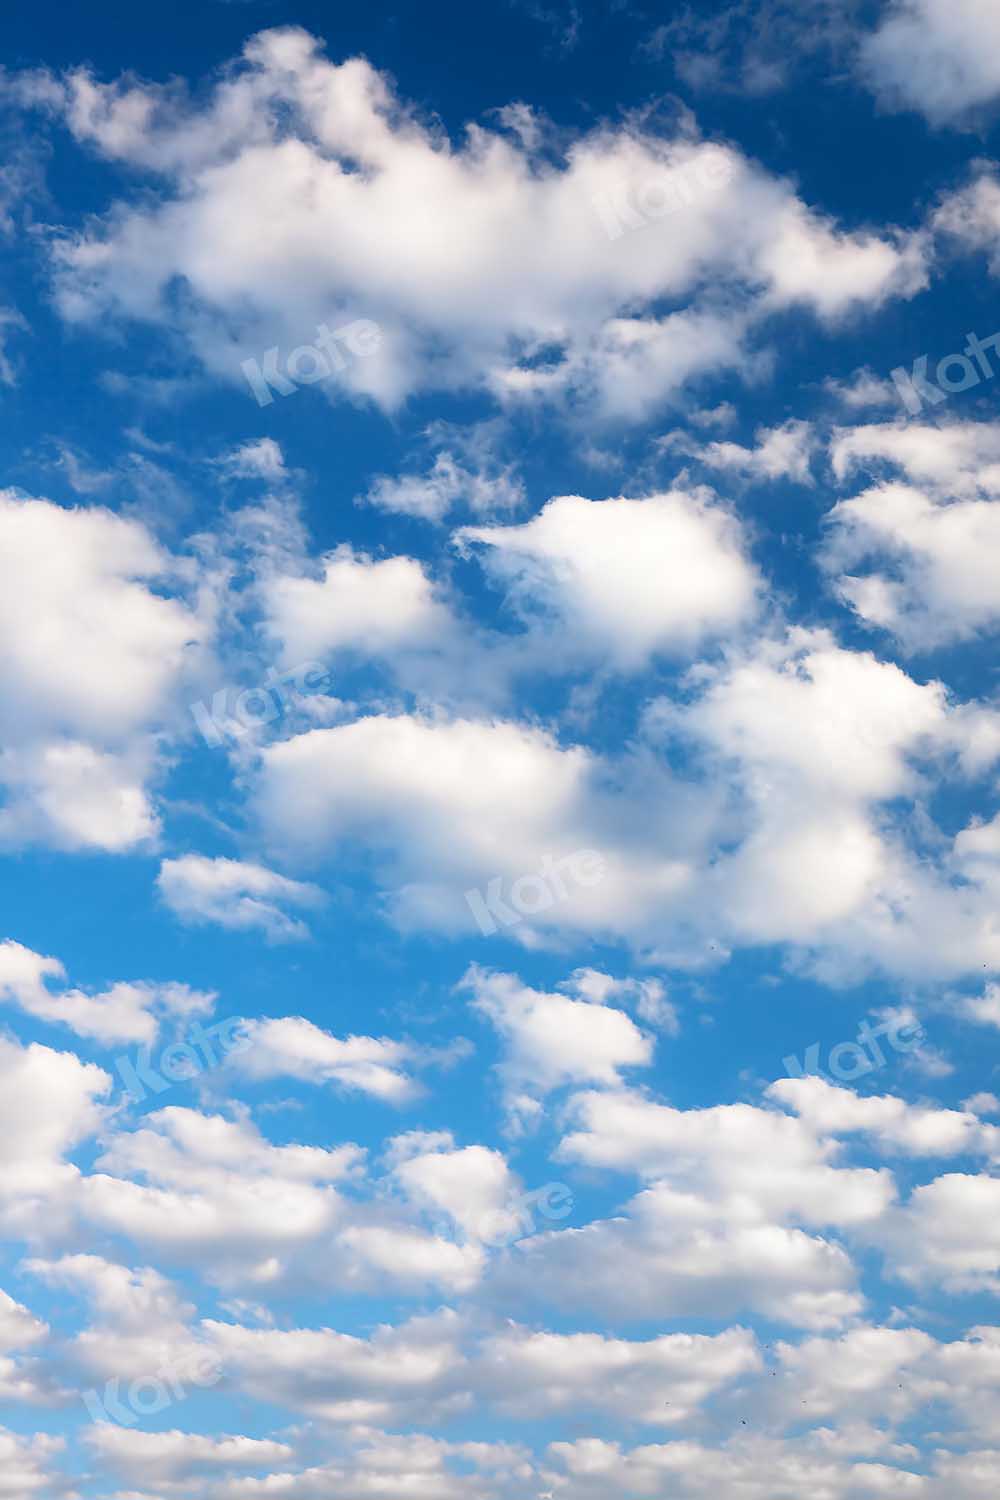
[4,1,1000,1495]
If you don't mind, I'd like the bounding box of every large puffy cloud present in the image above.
[0,494,200,739]
[763,1321,1000,1446]
[254,488,759,707]
[861,0,1000,126]
[493,1181,866,1330]
[0,1034,111,1240]
[0,492,206,851]
[477,1323,759,1428]
[647,628,1000,979]
[874,1173,1000,1294]
[24,1252,220,1395]
[74,1106,492,1296]
[387,1133,531,1244]
[31,28,925,418]
[77,1107,358,1278]
[262,545,457,664]
[829,421,1000,494]
[249,626,1000,981]
[557,1088,895,1225]
[253,711,695,942]
[456,489,760,670]
[148,1428,533,1500]
[824,421,1000,649]
[511,1084,890,1328]
[461,966,654,1129]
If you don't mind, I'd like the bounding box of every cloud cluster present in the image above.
[25,28,926,420]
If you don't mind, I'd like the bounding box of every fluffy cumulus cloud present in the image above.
[244,619,1000,981]
[24,28,927,421]
[456,489,760,668]
[824,420,1000,648]
[861,0,1000,126]
[262,544,457,665]
[0,492,206,851]
[462,965,654,1128]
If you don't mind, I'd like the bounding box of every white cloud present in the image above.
[203,1308,469,1426]
[0,1429,63,1497]
[0,937,214,1045]
[861,0,1000,126]
[691,418,816,483]
[0,739,161,851]
[557,1087,894,1225]
[362,425,525,522]
[0,1035,110,1239]
[495,1178,866,1330]
[875,1172,1000,1294]
[157,855,325,942]
[246,627,1000,982]
[24,1251,216,1390]
[0,492,206,851]
[389,1136,525,1243]
[562,968,679,1031]
[540,1430,931,1500]
[647,627,1000,979]
[0,493,201,741]
[364,450,521,521]
[824,422,1000,648]
[770,1076,1000,1159]
[77,1107,357,1277]
[456,489,760,669]
[953,980,1000,1030]
[85,1426,294,1484]
[262,543,456,665]
[935,167,1000,270]
[462,966,653,1128]
[479,1323,759,1428]
[0,1289,49,1404]
[824,367,902,410]
[33,29,925,419]
[829,420,1000,494]
[217,437,288,481]
[230,1015,425,1102]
